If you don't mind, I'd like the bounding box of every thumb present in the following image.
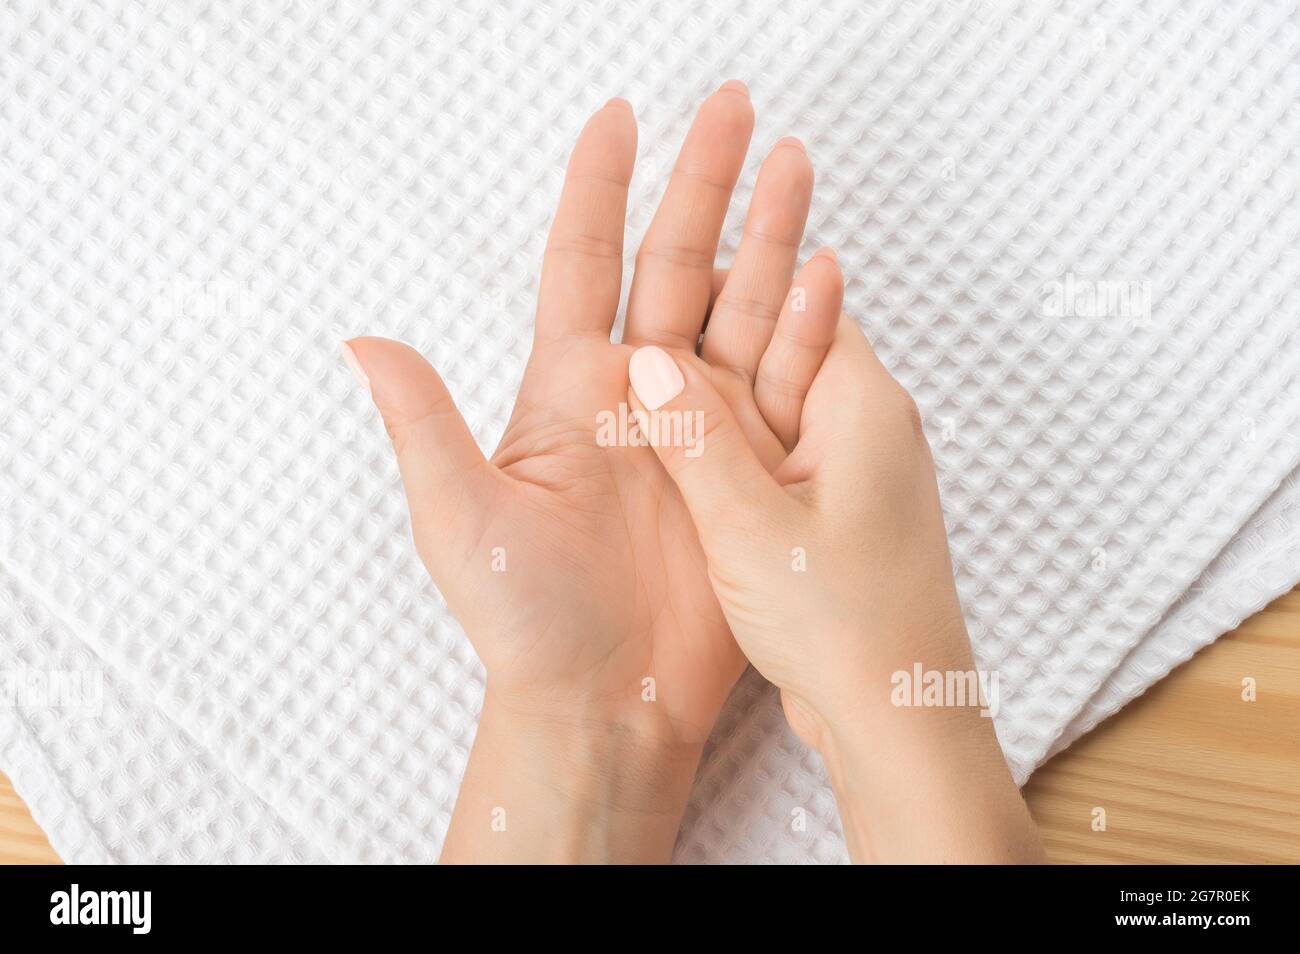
[343,337,497,566]
[626,345,783,535]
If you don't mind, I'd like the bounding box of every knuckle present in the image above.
[740,222,801,251]
[755,364,809,401]
[382,402,446,457]
[867,376,926,445]
[635,242,714,271]
[845,377,931,464]
[715,362,755,390]
[893,385,926,442]
[383,416,413,455]
[672,164,733,193]
[716,292,782,325]
[545,232,623,261]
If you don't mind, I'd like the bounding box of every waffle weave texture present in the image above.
[2,0,1299,863]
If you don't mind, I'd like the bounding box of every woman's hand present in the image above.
[344,83,843,861]
[626,318,1046,863]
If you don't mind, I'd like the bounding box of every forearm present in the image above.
[817,703,1045,864]
[439,688,703,864]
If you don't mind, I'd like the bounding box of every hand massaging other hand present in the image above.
[626,321,1044,862]
[343,82,1043,862]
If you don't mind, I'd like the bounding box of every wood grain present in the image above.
[1023,587,1300,864]
[2,588,1297,864]
[0,772,61,864]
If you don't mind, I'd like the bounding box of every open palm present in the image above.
[347,83,843,745]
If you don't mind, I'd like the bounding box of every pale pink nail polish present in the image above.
[340,341,369,388]
[629,346,685,411]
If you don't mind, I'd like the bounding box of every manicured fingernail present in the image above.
[775,135,805,153]
[814,245,838,263]
[605,96,632,111]
[629,346,685,411]
[719,79,749,98]
[340,340,369,388]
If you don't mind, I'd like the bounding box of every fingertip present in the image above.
[344,335,396,370]
[629,345,686,411]
[704,79,756,133]
[765,137,812,173]
[796,247,844,302]
[572,98,638,181]
[345,335,409,363]
[755,137,813,202]
[746,141,814,238]
[590,96,637,134]
[341,337,446,420]
[601,98,638,140]
[767,138,812,191]
[340,339,369,388]
[773,253,843,355]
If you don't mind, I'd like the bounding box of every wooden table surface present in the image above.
[3,588,1298,864]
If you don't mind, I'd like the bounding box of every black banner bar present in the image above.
[0,864,1293,940]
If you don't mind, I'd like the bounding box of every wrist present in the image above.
[809,695,1044,864]
[440,683,704,863]
[776,611,995,755]
[485,684,705,803]
[486,679,710,756]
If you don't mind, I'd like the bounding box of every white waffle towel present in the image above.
[2,0,1298,863]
